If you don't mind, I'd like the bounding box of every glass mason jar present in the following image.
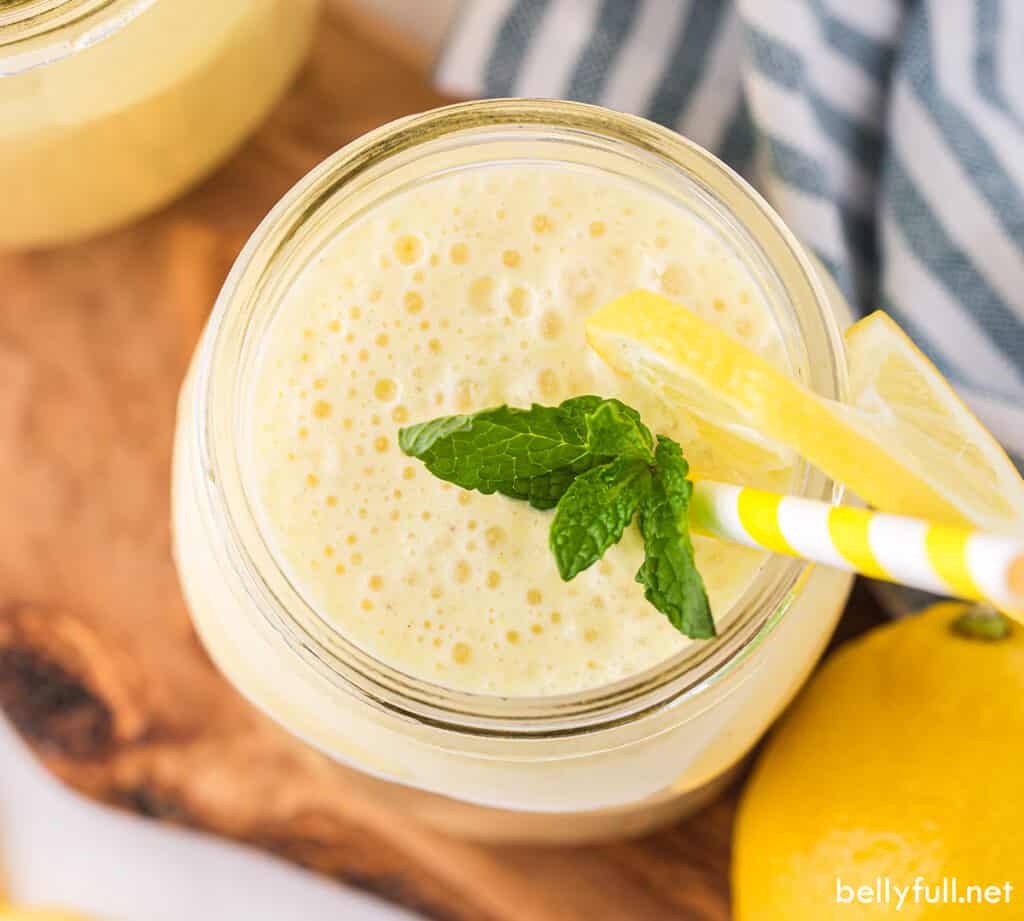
[0,0,319,249]
[172,100,855,845]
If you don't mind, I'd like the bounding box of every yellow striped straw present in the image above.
[689,480,1024,618]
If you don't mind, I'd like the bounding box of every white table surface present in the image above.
[0,3,454,918]
[0,717,420,920]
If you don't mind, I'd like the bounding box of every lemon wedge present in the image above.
[586,289,1024,531]
[844,310,1024,531]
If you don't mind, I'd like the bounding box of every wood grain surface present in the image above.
[0,5,886,919]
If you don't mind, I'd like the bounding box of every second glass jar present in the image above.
[0,0,319,249]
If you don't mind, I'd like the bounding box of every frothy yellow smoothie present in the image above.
[249,164,795,695]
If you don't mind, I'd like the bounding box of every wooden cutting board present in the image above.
[0,4,885,919]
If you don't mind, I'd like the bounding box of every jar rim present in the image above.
[0,0,153,73]
[191,99,848,739]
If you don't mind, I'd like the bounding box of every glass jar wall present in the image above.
[172,100,855,843]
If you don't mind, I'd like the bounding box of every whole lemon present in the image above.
[733,602,1024,919]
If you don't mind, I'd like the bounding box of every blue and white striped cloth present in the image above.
[435,0,1024,465]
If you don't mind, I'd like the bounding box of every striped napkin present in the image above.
[435,0,1024,467]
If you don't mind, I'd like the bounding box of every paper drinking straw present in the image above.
[689,480,1024,617]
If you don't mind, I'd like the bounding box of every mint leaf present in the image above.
[584,399,655,461]
[399,398,609,510]
[504,466,584,510]
[557,394,607,422]
[549,458,652,580]
[635,436,714,639]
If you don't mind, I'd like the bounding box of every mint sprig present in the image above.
[399,397,714,638]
